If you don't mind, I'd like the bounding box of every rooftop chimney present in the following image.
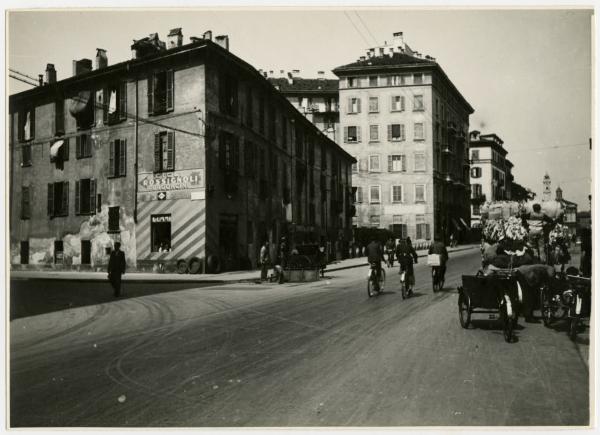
[292,69,300,76]
[190,36,202,44]
[72,58,92,76]
[268,70,274,78]
[317,71,325,80]
[95,48,107,69]
[359,56,366,61]
[287,71,294,85]
[393,31,404,48]
[45,63,56,84]
[203,30,213,41]
[167,28,183,49]
[279,69,286,78]
[215,35,229,51]
[38,74,44,86]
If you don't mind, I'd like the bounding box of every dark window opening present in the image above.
[151,214,172,252]
[74,94,95,130]
[109,139,127,177]
[219,73,238,117]
[108,206,120,232]
[54,240,64,264]
[148,70,174,116]
[55,99,65,135]
[97,194,102,212]
[76,134,92,159]
[81,240,91,265]
[154,131,175,172]
[21,144,32,167]
[47,181,69,217]
[19,108,35,142]
[20,241,29,265]
[104,82,128,124]
[75,179,96,215]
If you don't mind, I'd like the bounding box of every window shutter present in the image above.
[388,125,392,141]
[166,70,174,111]
[400,96,405,111]
[388,155,393,172]
[343,127,348,143]
[402,155,406,172]
[62,181,69,215]
[400,124,405,140]
[109,141,115,177]
[120,139,127,176]
[147,73,155,115]
[76,135,81,159]
[357,98,361,113]
[63,138,69,161]
[86,135,92,157]
[90,179,96,214]
[119,82,127,120]
[347,98,352,114]
[29,109,35,140]
[166,132,175,170]
[426,223,431,240]
[75,180,80,215]
[356,126,361,143]
[390,96,395,111]
[154,133,161,172]
[103,88,109,124]
[47,184,54,216]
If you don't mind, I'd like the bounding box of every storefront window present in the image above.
[151,214,172,252]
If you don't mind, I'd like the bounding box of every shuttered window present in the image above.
[21,144,32,167]
[415,184,426,202]
[388,124,405,141]
[154,132,175,172]
[355,186,363,203]
[369,125,379,142]
[391,185,403,203]
[391,96,405,112]
[47,181,69,217]
[344,126,361,143]
[388,155,406,172]
[109,139,127,177]
[148,70,174,116]
[414,153,426,172]
[76,134,92,159]
[75,179,96,215]
[347,97,361,114]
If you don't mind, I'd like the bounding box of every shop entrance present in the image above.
[219,214,238,272]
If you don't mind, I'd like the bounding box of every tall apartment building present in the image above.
[9,30,355,273]
[333,32,474,243]
[469,131,513,227]
[267,72,339,143]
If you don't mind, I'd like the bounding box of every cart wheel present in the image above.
[568,317,580,341]
[502,304,514,343]
[542,308,553,327]
[458,291,471,329]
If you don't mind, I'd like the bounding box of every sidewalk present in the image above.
[10,244,480,285]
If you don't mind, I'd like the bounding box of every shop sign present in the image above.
[139,169,203,193]
[151,214,172,223]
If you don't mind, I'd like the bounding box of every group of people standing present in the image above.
[259,237,291,284]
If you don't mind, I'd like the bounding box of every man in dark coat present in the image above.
[108,242,126,297]
[366,239,384,280]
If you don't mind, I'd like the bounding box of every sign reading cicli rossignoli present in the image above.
[138,169,204,192]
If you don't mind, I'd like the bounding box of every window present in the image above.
[108,139,127,177]
[369,185,381,203]
[55,99,64,135]
[76,134,92,159]
[347,97,361,114]
[369,76,378,87]
[150,214,172,252]
[104,82,128,124]
[416,216,430,240]
[108,206,120,232]
[219,131,240,172]
[414,153,426,172]
[19,108,35,142]
[348,77,357,88]
[148,70,174,115]
[368,155,380,172]
[219,72,238,117]
[388,155,406,172]
[75,179,97,215]
[21,144,32,167]
[414,123,425,140]
[20,241,29,265]
[246,87,254,127]
[352,157,358,173]
[391,96,405,112]
[471,167,482,178]
[355,186,363,203]
[344,126,360,143]
[368,97,379,113]
[81,240,91,265]
[370,215,380,228]
[54,241,64,264]
[21,186,31,219]
[369,125,379,142]
[391,185,403,203]
[415,184,426,202]
[471,150,480,161]
[413,95,424,111]
[388,124,405,141]
[154,131,175,172]
[392,215,408,239]
[387,75,403,86]
[47,182,69,217]
[413,73,423,85]
[472,183,482,197]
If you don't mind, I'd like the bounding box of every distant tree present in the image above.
[511,181,536,201]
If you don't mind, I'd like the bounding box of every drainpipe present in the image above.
[134,77,139,223]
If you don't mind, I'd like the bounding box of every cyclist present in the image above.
[428,236,449,282]
[366,238,384,281]
[385,237,396,267]
[396,238,418,293]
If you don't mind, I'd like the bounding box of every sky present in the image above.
[7,8,594,210]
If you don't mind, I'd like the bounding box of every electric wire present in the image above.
[9,68,40,83]
[343,11,372,48]
[354,12,379,47]
[9,74,38,87]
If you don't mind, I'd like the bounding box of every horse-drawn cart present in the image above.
[458,270,523,343]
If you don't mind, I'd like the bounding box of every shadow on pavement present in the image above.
[10,279,217,320]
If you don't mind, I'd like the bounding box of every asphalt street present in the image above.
[10,248,590,427]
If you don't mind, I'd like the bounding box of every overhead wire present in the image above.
[9,68,40,83]
[343,11,372,48]
[9,74,38,87]
[354,12,379,47]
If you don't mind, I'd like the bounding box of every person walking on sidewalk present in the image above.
[108,242,126,297]
[259,241,270,282]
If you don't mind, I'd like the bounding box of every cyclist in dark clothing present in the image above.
[366,239,384,279]
[396,238,418,290]
[428,238,449,281]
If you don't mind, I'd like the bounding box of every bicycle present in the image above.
[367,262,386,297]
[428,254,445,292]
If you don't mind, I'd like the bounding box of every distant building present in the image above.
[555,186,578,235]
[577,210,591,231]
[332,32,474,243]
[468,131,512,227]
[9,30,355,272]
[542,173,552,201]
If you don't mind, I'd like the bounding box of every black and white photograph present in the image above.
[6,5,595,430]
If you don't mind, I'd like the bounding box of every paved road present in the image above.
[10,248,589,427]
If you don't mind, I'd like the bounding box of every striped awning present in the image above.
[69,91,92,116]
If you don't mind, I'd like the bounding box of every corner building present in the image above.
[9,30,355,273]
[333,33,474,243]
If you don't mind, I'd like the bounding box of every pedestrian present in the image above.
[108,242,126,297]
[276,237,288,284]
[259,241,270,281]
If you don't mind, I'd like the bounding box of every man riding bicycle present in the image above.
[366,238,384,280]
[428,237,449,281]
[396,238,418,292]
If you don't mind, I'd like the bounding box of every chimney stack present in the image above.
[279,69,286,78]
[317,71,325,80]
[190,36,202,44]
[45,63,56,84]
[38,74,44,86]
[287,71,293,85]
[215,35,229,51]
[393,31,404,48]
[95,48,108,69]
[72,58,92,76]
[203,30,213,41]
[167,28,183,49]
